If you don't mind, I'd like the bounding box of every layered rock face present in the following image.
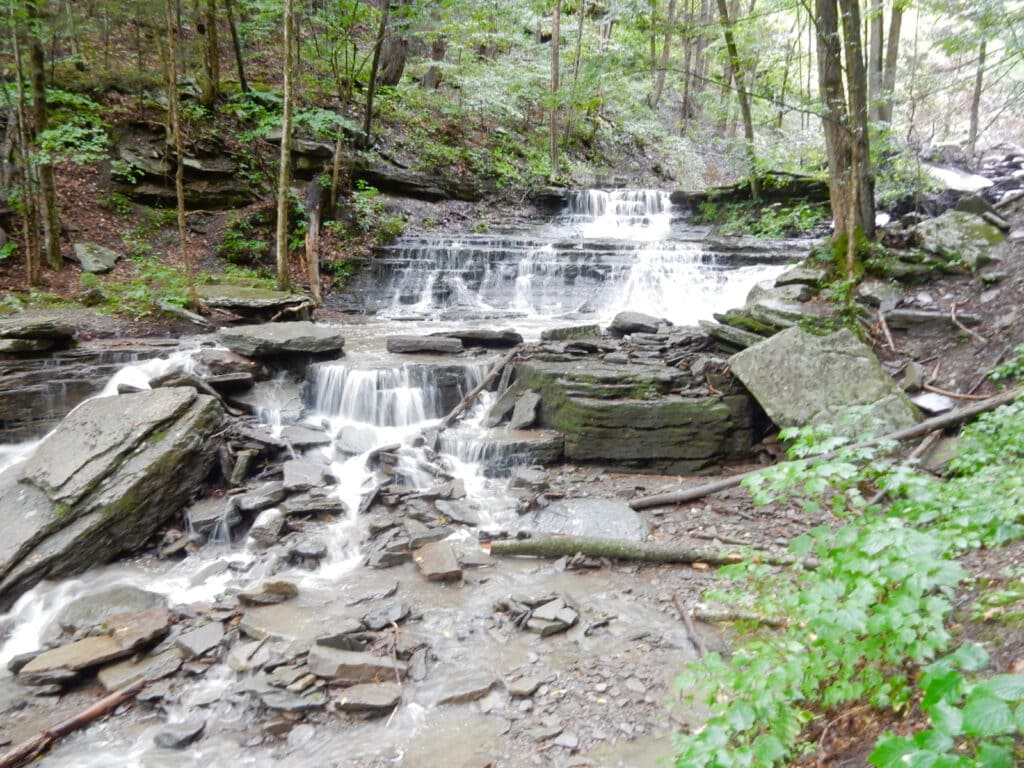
[0,387,223,610]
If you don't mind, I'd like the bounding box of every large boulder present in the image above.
[912,210,1005,270]
[729,327,919,436]
[217,322,345,358]
[72,242,121,274]
[0,387,223,610]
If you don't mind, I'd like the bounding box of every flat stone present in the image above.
[282,489,345,516]
[336,682,401,713]
[386,335,464,355]
[507,676,543,697]
[58,585,165,633]
[430,671,500,705]
[217,322,345,357]
[362,601,411,631]
[609,311,661,335]
[280,425,332,448]
[236,483,286,514]
[315,618,366,649]
[540,325,602,342]
[187,496,240,538]
[306,647,407,683]
[227,640,274,673]
[433,329,522,348]
[0,338,56,353]
[774,264,827,287]
[698,320,767,350]
[729,327,918,436]
[73,242,121,273]
[512,498,648,541]
[109,607,172,651]
[153,720,205,749]
[248,508,285,547]
[239,580,299,606]
[911,392,956,415]
[175,622,225,658]
[413,541,462,582]
[97,649,183,692]
[259,689,328,712]
[283,459,327,493]
[0,316,75,341]
[508,391,541,430]
[913,209,1005,270]
[20,636,127,678]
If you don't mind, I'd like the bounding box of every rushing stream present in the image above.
[0,190,796,766]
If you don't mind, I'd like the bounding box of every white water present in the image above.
[0,189,800,765]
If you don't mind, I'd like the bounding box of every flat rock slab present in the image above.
[508,391,541,430]
[20,636,127,678]
[280,425,332,448]
[609,311,662,335]
[217,322,345,357]
[540,324,602,342]
[413,541,462,582]
[175,622,225,658]
[386,335,464,355]
[336,682,402,712]
[431,329,523,348]
[98,649,183,692]
[0,316,75,341]
[153,720,205,750]
[197,284,309,312]
[913,209,1005,269]
[424,669,501,706]
[307,647,407,683]
[73,242,121,273]
[512,498,649,541]
[729,327,919,436]
[283,458,328,493]
[58,585,165,633]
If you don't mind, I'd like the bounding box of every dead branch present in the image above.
[951,300,988,345]
[630,387,1023,511]
[488,533,808,568]
[877,308,896,352]
[922,383,991,401]
[0,679,146,768]
[440,346,520,429]
[270,300,315,322]
[692,606,787,628]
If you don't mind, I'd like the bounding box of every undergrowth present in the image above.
[674,399,1024,766]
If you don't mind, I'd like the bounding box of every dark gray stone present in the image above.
[336,682,401,713]
[175,622,225,658]
[609,311,662,335]
[413,541,462,582]
[248,508,285,547]
[306,647,407,683]
[154,720,205,749]
[432,329,523,348]
[236,483,286,514]
[540,325,602,342]
[73,242,121,273]
[512,498,649,541]
[508,391,541,430]
[217,322,345,357]
[386,335,464,355]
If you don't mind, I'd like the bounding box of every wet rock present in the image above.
[609,311,662,335]
[280,425,332,449]
[386,335,464,355]
[507,676,543,697]
[508,391,541,430]
[227,640,274,673]
[482,383,523,428]
[217,321,345,357]
[362,601,411,631]
[154,719,206,749]
[0,338,57,353]
[19,636,127,681]
[336,682,401,713]
[283,459,328,493]
[315,618,366,649]
[187,496,241,539]
[0,387,222,610]
[527,597,579,636]
[175,622,225,658]
[367,550,412,569]
[512,498,648,541]
[0,316,75,342]
[282,488,345,517]
[406,522,452,549]
[306,647,407,683]
[236,483,286,514]
[913,210,1005,270]
[439,428,564,471]
[259,689,327,712]
[72,242,121,273]
[509,467,550,493]
[698,320,767,351]
[109,607,173,651]
[433,329,523,348]
[856,279,902,311]
[774,264,827,287]
[911,392,956,415]
[290,537,328,563]
[434,499,482,526]
[430,671,500,706]
[194,348,268,380]
[746,282,815,305]
[729,327,919,436]
[58,585,165,634]
[228,380,304,422]
[541,325,602,341]
[413,541,462,582]
[239,580,299,606]
[248,508,286,547]
[98,649,183,692]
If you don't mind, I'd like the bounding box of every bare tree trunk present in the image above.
[199,0,220,106]
[715,0,758,199]
[7,11,42,286]
[967,41,985,168]
[572,0,585,85]
[649,0,677,109]
[549,0,560,180]
[164,2,197,307]
[867,0,883,123]
[223,0,248,92]
[878,5,902,124]
[26,0,61,271]
[378,0,408,87]
[362,0,390,148]
[304,180,323,305]
[276,0,295,291]
[838,0,874,240]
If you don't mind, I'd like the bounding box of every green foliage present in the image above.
[347,181,405,244]
[220,212,270,265]
[324,259,357,289]
[695,200,827,238]
[34,89,109,165]
[988,345,1024,386]
[675,398,1024,766]
[99,192,133,214]
[98,256,192,314]
[0,241,16,262]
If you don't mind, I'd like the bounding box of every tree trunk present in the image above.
[715,0,759,199]
[549,0,561,180]
[362,0,391,148]
[7,13,42,286]
[867,0,883,123]
[649,0,677,109]
[838,0,874,240]
[378,0,408,88]
[276,0,295,291]
[223,0,248,92]
[26,0,61,271]
[165,1,197,307]
[199,0,220,106]
[304,180,323,305]
[572,0,585,84]
[878,4,902,124]
[967,40,986,169]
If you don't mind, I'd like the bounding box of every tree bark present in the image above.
[967,40,986,168]
[549,0,561,180]
[362,0,391,148]
[304,180,323,305]
[223,0,248,93]
[165,1,197,307]
[878,4,902,124]
[630,386,1023,511]
[7,11,42,285]
[441,346,520,429]
[26,0,61,271]
[715,0,758,199]
[867,0,883,123]
[275,0,295,290]
[649,0,677,109]
[489,533,804,567]
[199,0,220,106]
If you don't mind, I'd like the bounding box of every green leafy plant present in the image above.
[988,345,1024,386]
[0,241,16,262]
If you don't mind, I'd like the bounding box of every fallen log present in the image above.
[440,346,521,429]
[630,387,1023,511]
[0,679,146,768]
[488,533,806,568]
